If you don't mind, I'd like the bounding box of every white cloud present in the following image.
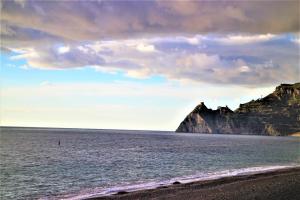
[292,37,300,45]
[5,34,299,86]
[57,46,70,54]
[10,48,39,60]
[136,43,156,52]
[175,53,221,70]
[91,66,119,74]
[218,34,276,45]
[238,66,251,73]
[185,37,201,45]
[9,45,105,69]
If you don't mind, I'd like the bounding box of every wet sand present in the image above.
[86,167,300,200]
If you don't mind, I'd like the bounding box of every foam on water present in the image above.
[58,165,299,200]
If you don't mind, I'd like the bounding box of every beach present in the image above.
[87,167,300,200]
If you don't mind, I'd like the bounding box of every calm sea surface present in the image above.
[0,127,299,199]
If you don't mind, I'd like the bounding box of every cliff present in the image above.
[176,83,300,136]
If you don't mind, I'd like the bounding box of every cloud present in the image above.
[136,43,156,53]
[292,36,300,45]
[10,45,106,69]
[7,34,300,86]
[217,34,276,45]
[1,1,299,87]
[238,66,251,73]
[57,46,70,54]
[1,0,299,46]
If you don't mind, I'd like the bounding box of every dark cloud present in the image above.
[1,0,299,45]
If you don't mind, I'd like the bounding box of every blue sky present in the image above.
[0,0,299,130]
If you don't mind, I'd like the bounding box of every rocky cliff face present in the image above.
[176,83,300,136]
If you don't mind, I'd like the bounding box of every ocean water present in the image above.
[0,127,299,200]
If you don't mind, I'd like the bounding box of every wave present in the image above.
[54,164,299,200]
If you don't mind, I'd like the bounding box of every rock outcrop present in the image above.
[176,83,300,136]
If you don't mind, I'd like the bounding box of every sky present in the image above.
[0,0,299,130]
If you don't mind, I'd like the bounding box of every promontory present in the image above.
[176,83,300,136]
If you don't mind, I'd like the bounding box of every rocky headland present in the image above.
[176,83,300,136]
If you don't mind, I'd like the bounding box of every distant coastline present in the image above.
[0,126,171,133]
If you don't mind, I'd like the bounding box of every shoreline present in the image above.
[85,166,300,200]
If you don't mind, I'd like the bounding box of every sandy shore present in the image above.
[86,167,300,200]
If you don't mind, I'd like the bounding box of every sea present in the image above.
[0,127,299,200]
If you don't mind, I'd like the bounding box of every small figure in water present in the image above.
[58,140,60,146]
